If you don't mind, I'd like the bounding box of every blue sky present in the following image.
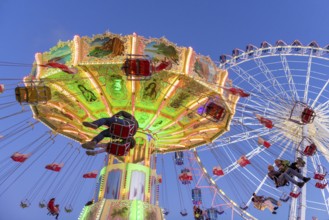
[1,0,329,219]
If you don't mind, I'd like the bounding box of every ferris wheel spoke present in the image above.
[230,65,278,98]
[200,127,273,151]
[254,57,290,100]
[303,54,313,103]
[280,54,300,101]
[312,79,329,108]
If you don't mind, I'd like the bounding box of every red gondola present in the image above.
[314,165,327,181]
[290,102,316,125]
[301,107,316,124]
[303,143,317,156]
[157,175,162,184]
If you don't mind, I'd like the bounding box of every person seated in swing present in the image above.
[85,137,136,156]
[82,111,139,149]
[47,198,60,219]
[252,193,280,214]
[289,157,305,173]
[267,165,310,188]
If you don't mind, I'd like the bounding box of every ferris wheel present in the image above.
[194,40,329,220]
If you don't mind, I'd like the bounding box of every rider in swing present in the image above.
[82,111,139,149]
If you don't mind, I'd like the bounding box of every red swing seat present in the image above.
[205,102,226,122]
[122,55,152,80]
[109,121,136,139]
[289,191,301,198]
[107,141,130,156]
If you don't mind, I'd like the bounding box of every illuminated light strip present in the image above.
[131,32,137,54]
[131,80,136,114]
[199,128,218,133]
[35,53,43,80]
[73,35,81,65]
[184,47,193,74]
[164,78,180,100]
[217,70,228,94]
[128,37,136,114]
[47,102,80,121]
[62,129,89,139]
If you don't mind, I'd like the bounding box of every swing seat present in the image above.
[107,141,130,156]
[20,201,30,208]
[315,182,328,189]
[65,206,73,213]
[162,209,169,215]
[303,143,317,156]
[45,163,63,172]
[238,156,250,167]
[157,175,162,184]
[0,84,4,94]
[205,102,226,122]
[122,55,152,80]
[15,85,51,105]
[11,153,31,163]
[301,107,315,124]
[289,191,301,198]
[109,122,136,139]
[180,210,188,216]
[83,171,98,178]
[39,200,46,208]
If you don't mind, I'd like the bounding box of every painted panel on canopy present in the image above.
[144,40,180,67]
[191,55,221,85]
[162,77,209,116]
[149,116,172,132]
[81,34,127,62]
[135,71,178,112]
[43,41,73,64]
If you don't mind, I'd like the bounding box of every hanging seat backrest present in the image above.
[205,102,226,122]
[107,141,130,156]
[15,86,51,104]
[109,121,135,139]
